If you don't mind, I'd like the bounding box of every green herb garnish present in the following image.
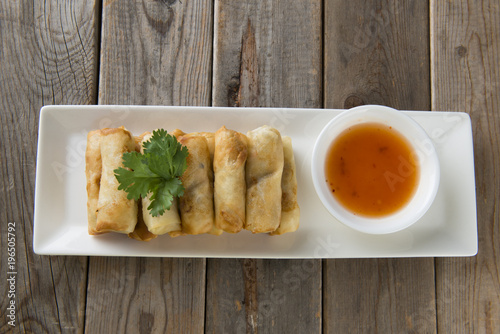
[114,129,188,217]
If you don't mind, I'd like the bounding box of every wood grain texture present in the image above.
[431,0,500,332]
[98,0,213,106]
[212,0,322,108]
[208,1,322,333]
[86,257,206,333]
[0,0,97,332]
[325,1,430,110]
[323,1,436,333]
[86,0,213,332]
[206,259,322,333]
[323,259,436,333]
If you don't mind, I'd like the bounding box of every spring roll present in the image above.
[190,132,215,158]
[139,132,182,235]
[186,131,224,235]
[168,129,207,237]
[214,126,248,233]
[178,134,214,235]
[143,195,182,235]
[127,131,158,241]
[95,127,138,234]
[245,125,284,233]
[171,128,186,139]
[86,130,104,235]
[129,201,157,241]
[270,136,300,235]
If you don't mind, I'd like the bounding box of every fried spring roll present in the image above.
[168,129,210,238]
[204,133,225,236]
[270,136,300,235]
[214,126,248,233]
[95,127,138,234]
[171,128,185,139]
[143,194,183,235]
[128,201,157,241]
[178,134,214,235]
[245,125,284,233]
[86,130,104,235]
[140,132,182,235]
[194,132,223,236]
[191,132,215,160]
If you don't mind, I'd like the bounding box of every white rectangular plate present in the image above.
[34,105,477,258]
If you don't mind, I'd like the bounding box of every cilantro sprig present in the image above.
[114,129,188,217]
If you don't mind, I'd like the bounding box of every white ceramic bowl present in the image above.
[311,105,440,234]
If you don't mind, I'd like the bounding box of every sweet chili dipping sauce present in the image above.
[325,122,420,217]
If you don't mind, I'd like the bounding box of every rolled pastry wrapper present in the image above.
[140,132,182,235]
[188,131,223,236]
[171,128,186,139]
[270,136,300,235]
[245,125,284,233]
[173,130,214,159]
[129,201,157,242]
[178,134,215,235]
[190,132,215,160]
[86,130,104,235]
[214,126,248,233]
[95,127,138,234]
[168,129,207,238]
[143,196,182,235]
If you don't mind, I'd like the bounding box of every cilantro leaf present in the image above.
[143,129,188,178]
[114,152,159,200]
[148,178,184,217]
[114,129,189,217]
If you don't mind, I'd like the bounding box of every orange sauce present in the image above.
[325,122,419,217]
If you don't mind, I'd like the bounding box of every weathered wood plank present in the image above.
[325,1,430,111]
[324,258,436,333]
[431,0,500,332]
[86,257,206,333]
[0,0,98,333]
[323,1,436,333]
[85,0,213,333]
[207,1,322,333]
[206,259,322,333]
[212,0,322,108]
[0,1,98,333]
[98,0,213,106]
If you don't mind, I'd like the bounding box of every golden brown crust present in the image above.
[189,132,215,158]
[168,230,185,238]
[178,135,214,235]
[86,130,104,235]
[270,136,300,235]
[128,201,157,242]
[171,128,185,138]
[214,126,248,233]
[100,126,133,137]
[245,126,284,233]
[134,131,150,152]
[95,127,138,234]
[86,125,299,239]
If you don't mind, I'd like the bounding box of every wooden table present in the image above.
[1,1,499,333]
